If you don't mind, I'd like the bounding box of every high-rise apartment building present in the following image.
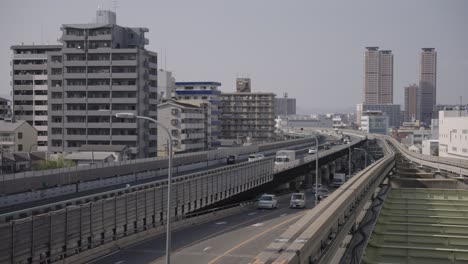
[236,78,251,93]
[47,10,158,158]
[174,82,222,148]
[364,47,393,104]
[419,48,437,125]
[11,45,62,151]
[0,97,10,121]
[275,93,296,116]
[404,84,420,122]
[220,92,276,141]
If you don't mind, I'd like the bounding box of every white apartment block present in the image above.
[11,45,62,151]
[157,100,206,155]
[438,109,468,160]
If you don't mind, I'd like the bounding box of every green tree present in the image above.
[33,156,76,171]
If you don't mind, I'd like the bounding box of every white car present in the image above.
[308,148,317,154]
[258,194,278,209]
[290,193,306,208]
[248,153,265,162]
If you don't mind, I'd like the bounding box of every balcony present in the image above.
[88,34,112,41]
[33,105,48,111]
[88,72,111,79]
[87,97,111,103]
[0,136,15,145]
[111,60,137,66]
[112,72,137,79]
[87,60,111,67]
[87,135,112,141]
[12,64,47,71]
[63,60,87,67]
[112,135,138,141]
[111,85,137,91]
[111,122,137,129]
[112,98,137,104]
[13,53,47,60]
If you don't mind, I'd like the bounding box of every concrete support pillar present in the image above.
[321,165,330,184]
[335,157,342,171]
[328,162,335,179]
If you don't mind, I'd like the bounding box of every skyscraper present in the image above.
[47,10,158,157]
[364,47,393,104]
[404,84,420,122]
[419,48,437,125]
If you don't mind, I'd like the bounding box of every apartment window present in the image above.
[171,130,179,136]
[172,140,179,146]
[462,148,468,153]
[452,147,457,151]
[18,144,23,151]
[463,130,468,134]
[17,132,23,139]
[171,109,179,115]
[171,119,179,125]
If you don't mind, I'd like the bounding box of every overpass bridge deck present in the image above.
[364,188,468,264]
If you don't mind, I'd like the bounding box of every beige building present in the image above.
[0,120,37,153]
[157,100,206,155]
[404,84,420,122]
[364,47,393,104]
[220,92,276,141]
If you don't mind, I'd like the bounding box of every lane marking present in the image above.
[248,212,257,216]
[280,213,288,217]
[203,246,212,252]
[150,207,290,263]
[207,213,305,264]
[251,223,264,227]
[114,261,125,264]
[215,221,227,225]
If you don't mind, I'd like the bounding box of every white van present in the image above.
[289,193,306,208]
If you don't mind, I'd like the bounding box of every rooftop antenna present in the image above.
[164,48,167,70]
[112,0,118,13]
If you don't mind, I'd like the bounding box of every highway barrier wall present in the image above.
[0,158,273,264]
[0,138,314,197]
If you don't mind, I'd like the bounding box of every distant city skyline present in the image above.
[1,0,467,113]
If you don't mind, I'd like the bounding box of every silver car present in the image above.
[258,194,278,209]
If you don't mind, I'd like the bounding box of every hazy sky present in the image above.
[1,0,467,113]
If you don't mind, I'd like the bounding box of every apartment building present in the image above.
[47,10,158,158]
[157,100,206,155]
[174,82,221,148]
[0,120,37,153]
[439,108,468,160]
[275,93,296,116]
[11,45,62,151]
[220,92,276,141]
[0,97,10,120]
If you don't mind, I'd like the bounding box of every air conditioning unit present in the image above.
[171,119,179,125]
[171,109,179,115]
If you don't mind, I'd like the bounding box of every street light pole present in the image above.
[312,133,319,206]
[354,147,368,168]
[115,112,173,264]
[348,146,352,181]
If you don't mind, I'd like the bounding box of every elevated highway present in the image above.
[0,132,367,264]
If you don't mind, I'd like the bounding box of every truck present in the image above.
[275,150,296,165]
[331,173,346,188]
